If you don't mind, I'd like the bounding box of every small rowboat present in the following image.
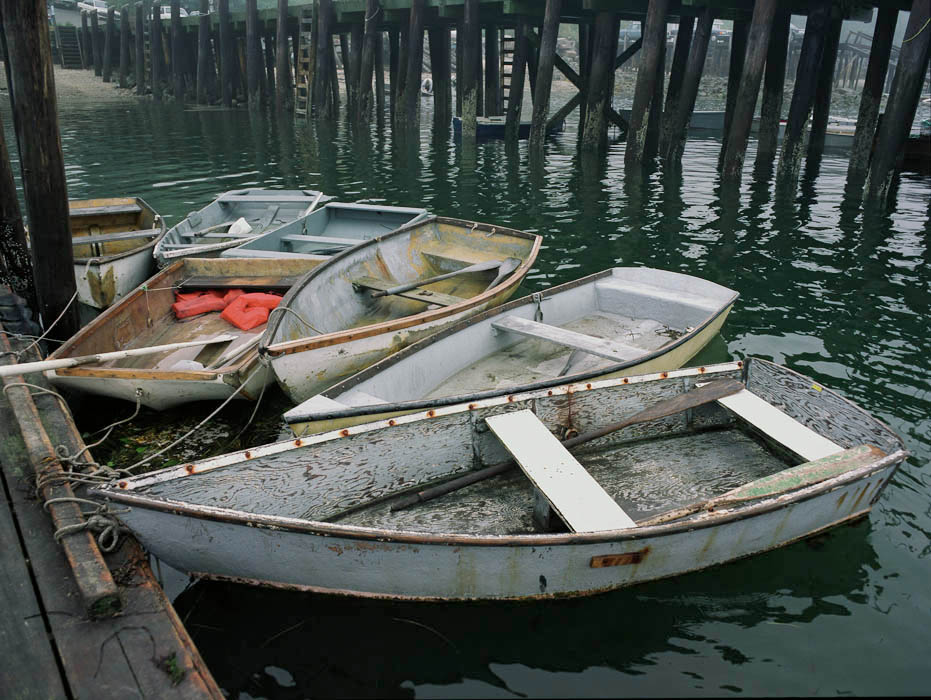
[260,215,542,403]
[46,257,325,410]
[91,359,907,601]
[285,267,738,436]
[70,197,166,310]
[221,202,429,259]
[153,189,331,267]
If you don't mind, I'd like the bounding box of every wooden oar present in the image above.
[369,258,516,298]
[389,377,745,512]
[299,191,325,218]
[0,335,237,378]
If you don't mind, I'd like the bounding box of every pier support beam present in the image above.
[485,24,500,116]
[0,0,79,338]
[388,27,398,120]
[151,4,163,100]
[103,7,115,82]
[809,9,843,157]
[277,0,293,112]
[400,1,425,130]
[358,0,381,119]
[313,0,335,117]
[461,0,480,141]
[504,18,529,142]
[866,0,931,203]
[245,0,261,108]
[374,30,385,118]
[80,11,90,69]
[196,0,213,103]
[755,10,790,168]
[428,25,452,125]
[350,22,364,116]
[776,0,830,186]
[135,2,144,94]
[660,14,694,155]
[720,17,749,152]
[171,0,184,100]
[848,7,897,180]
[91,11,102,76]
[397,16,409,104]
[663,7,714,166]
[528,0,561,150]
[579,11,620,153]
[119,5,130,88]
[722,0,778,182]
[263,24,274,99]
[219,0,233,106]
[644,20,665,161]
[625,0,668,169]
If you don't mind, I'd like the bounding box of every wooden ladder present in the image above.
[295,4,315,117]
[499,28,514,110]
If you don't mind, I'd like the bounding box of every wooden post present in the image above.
[0,112,36,310]
[374,29,385,118]
[103,7,115,82]
[659,14,694,155]
[577,22,590,131]
[196,0,211,103]
[504,17,528,142]
[0,0,79,339]
[720,17,748,150]
[624,0,668,168]
[245,0,260,108]
[151,3,163,100]
[338,33,350,105]
[484,24,500,115]
[428,25,451,125]
[358,0,380,119]
[809,10,843,157]
[219,0,233,106]
[400,0,425,129]
[277,0,293,112]
[263,22,275,99]
[397,14,409,101]
[313,0,334,117]
[580,11,620,153]
[866,0,931,203]
[848,7,897,180]
[721,0,778,182]
[91,10,102,76]
[776,0,831,186]
[528,0,561,150]
[755,10,790,168]
[643,16,665,160]
[475,24,483,116]
[455,20,463,114]
[349,21,364,116]
[663,7,714,165]
[526,23,539,103]
[170,0,183,99]
[135,2,145,94]
[80,10,90,69]
[119,5,130,88]
[461,0,479,141]
[388,27,399,120]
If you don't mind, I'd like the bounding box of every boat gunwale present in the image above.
[260,215,543,357]
[284,268,739,424]
[70,196,167,266]
[91,359,908,546]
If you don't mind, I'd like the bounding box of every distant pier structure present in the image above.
[33,0,931,201]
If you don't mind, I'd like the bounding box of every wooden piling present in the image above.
[663,6,714,165]
[643,18,665,161]
[577,22,591,131]
[721,0,778,182]
[0,0,79,339]
[624,0,668,168]
[461,0,479,141]
[660,14,694,155]
[428,24,451,124]
[277,0,293,112]
[755,10,790,167]
[358,0,381,119]
[374,29,385,117]
[218,0,233,106]
[245,0,261,108]
[338,33,351,104]
[263,24,275,99]
[119,5,130,88]
[401,1,425,129]
[91,11,102,76]
[397,15,409,102]
[135,2,145,94]
[848,7,897,180]
[720,17,748,150]
[170,0,183,99]
[388,27,399,119]
[776,0,831,186]
[809,10,843,157]
[475,25,483,116]
[349,21,364,115]
[579,11,619,153]
[484,24,500,116]
[151,4,163,100]
[866,0,931,203]
[504,17,529,142]
[103,7,115,82]
[80,10,90,69]
[0,113,36,310]
[528,0,561,150]
[455,20,463,114]
[314,0,335,117]
[196,0,211,103]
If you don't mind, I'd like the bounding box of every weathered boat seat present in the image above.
[70,203,142,217]
[221,248,327,260]
[490,315,642,363]
[279,234,363,249]
[179,221,238,238]
[340,389,388,407]
[485,409,637,532]
[594,277,722,312]
[218,194,316,203]
[352,276,465,307]
[716,389,844,462]
[72,228,162,246]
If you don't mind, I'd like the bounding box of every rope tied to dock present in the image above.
[44,496,129,552]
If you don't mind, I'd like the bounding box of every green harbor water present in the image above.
[3,86,930,696]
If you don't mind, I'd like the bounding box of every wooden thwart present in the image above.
[70,203,142,217]
[485,409,637,532]
[72,227,162,246]
[352,276,465,307]
[491,315,641,363]
[280,234,363,248]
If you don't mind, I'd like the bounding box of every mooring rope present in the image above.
[903,17,930,43]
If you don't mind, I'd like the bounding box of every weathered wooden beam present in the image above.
[119,5,130,88]
[643,14,665,160]
[91,10,103,76]
[388,27,399,119]
[461,0,479,140]
[0,0,79,339]
[847,7,897,180]
[219,0,234,106]
[196,0,213,103]
[720,16,748,153]
[528,0,561,150]
[397,11,409,100]
[663,6,714,165]
[374,29,385,118]
[245,0,261,108]
[505,17,529,141]
[428,24,451,124]
[358,0,381,118]
[135,3,145,93]
[315,0,335,116]
[659,14,693,155]
[170,0,184,99]
[349,20,363,115]
[103,7,115,82]
[484,24,500,115]
[262,22,274,98]
[754,10,789,167]
[809,8,843,157]
[81,10,91,69]
[624,0,668,168]
[579,11,618,153]
[865,0,931,203]
[277,0,293,111]
[776,0,830,186]
[721,0,778,182]
[152,3,164,100]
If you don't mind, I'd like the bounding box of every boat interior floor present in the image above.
[425,312,684,399]
[329,427,787,534]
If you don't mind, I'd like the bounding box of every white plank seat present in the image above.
[70,203,142,217]
[490,315,642,363]
[351,276,465,308]
[179,220,238,238]
[279,234,363,250]
[217,194,318,203]
[72,228,162,246]
[716,389,844,462]
[485,409,637,532]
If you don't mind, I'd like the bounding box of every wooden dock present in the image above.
[0,304,222,699]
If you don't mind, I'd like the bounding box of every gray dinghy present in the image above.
[92,359,906,601]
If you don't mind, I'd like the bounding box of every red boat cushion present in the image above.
[220,293,282,330]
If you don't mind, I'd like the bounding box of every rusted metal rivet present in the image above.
[427,410,435,417]
[244,451,252,459]
[294,439,303,446]
[622,377,629,384]
[185,464,195,474]
[468,403,477,410]
[698,366,706,373]
[118,481,127,489]
[661,372,668,379]
[737,360,744,368]
[340,429,350,437]
[586,383,592,389]
[547,390,553,396]
[388,419,396,426]
[507,395,514,402]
